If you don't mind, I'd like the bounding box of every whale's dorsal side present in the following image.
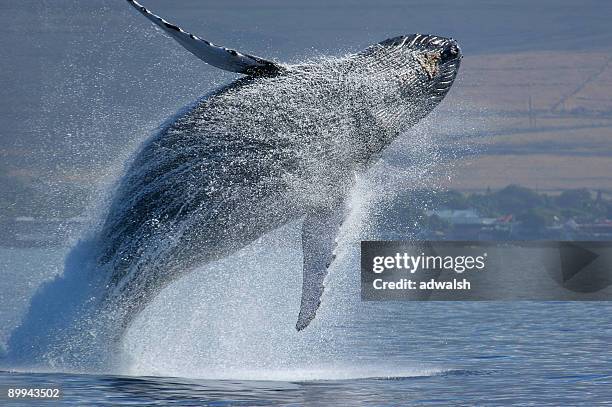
[126,0,283,76]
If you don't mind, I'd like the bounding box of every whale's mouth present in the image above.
[440,40,461,64]
[424,38,462,102]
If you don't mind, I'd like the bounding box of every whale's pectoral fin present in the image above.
[296,203,346,331]
[127,0,283,76]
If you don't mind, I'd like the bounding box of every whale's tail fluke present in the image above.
[126,0,283,76]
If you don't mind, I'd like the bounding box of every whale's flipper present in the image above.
[126,0,282,76]
[296,204,345,331]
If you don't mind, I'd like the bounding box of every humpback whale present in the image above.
[99,0,462,332]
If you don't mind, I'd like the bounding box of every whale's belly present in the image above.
[97,101,302,310]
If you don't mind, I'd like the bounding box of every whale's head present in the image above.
[376,34,461,101]
[356,34,462,129]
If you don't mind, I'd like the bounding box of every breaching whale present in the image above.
[99,0,462,332]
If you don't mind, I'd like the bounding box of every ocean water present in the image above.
[1,240,612,405]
